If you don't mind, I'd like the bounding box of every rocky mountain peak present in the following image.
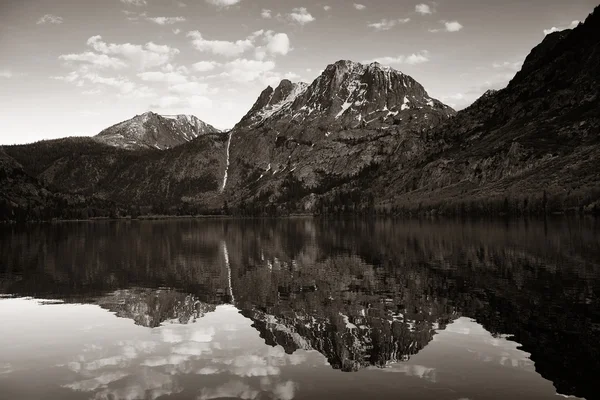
[235,80,309,129]
[96,112,220,150]
[236,59,454,131]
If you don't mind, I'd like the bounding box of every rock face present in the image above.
[225,61,455,208]
[96,112,220,150]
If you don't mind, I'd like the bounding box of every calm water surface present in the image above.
[0,218,599,400]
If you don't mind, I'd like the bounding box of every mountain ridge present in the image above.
[95,111,221,150]
[1,5,600,219]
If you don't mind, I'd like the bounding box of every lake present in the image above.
[0,218,598,400]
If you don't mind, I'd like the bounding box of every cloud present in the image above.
[59,52,128,69]
[169,82,214,95]
[147,16,186,25]
[86,35,179,70]
[205,0,241,7]
[199,381,259,400]
[173,28,182,34]
[261,9,272,19]
[287,8,315,25]
[52,71,80,83]
[492,61,523,71]
[363,51,430,65]
[415,4,432,15]
[324,5,331,11]
[81,73,138,94]
[177,1,187,6]
[188,30,290,59]
[37,14,63,24]
[223,59,276,83]
[187,31,254,57]
[120,0,147,5]
[193,61,220,72]
[264,32,291,57]
[429,21,463,33]
[543,20,579,35]
[151,94,213,110]
[137,71,188,84]
[353,4,366,10]
[0,69,13,78]
[368,18,410,31]
[54,70,155,98]
[445,21,463,32]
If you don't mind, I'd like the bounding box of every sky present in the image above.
[0,0,597,145]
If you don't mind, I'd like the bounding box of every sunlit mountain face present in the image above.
[1,218,599,399]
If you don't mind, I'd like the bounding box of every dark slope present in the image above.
[365,7,600,214]
[3,132,229,211]
[0,145,118,221]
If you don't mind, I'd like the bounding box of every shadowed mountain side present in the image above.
[3,132,229,209]
[0,145,120,221]
[361,7,600,215]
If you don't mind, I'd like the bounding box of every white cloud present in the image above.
[86,35,179,70]
[324,5,331,11]
[169,82,213,95]
[543,20,579,35]
[147,16,186,25]
[64,72,156,99]
[261,9,272,19]
[121,0,147,6]
[51,71,80,83]
[354,4,366,10]
[151,94,213,110]
[187,31,254,57]
[368,18,410,31]
[193,61,220,72]
[37,14,63,24]
[288,8,315,25]
[59,52,128,69]
[223,59,276,83]
[264,32,290,56]
[173,28,182,34]
[364,51,430,65]
[492,61,523,71]
[188,30,290,59]
[177,1,187,7]
[137,71,188,84]
[445,21,463,32]
[199,381,259,400]
[0,69,13,78]
[415,4,432,15]
[430,21,463,33]
[205,0,241,7]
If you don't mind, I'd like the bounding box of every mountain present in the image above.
[224,60,455,208]
[0,143,120,221]
[95,111,220,150]
[2,133,229,212]
[361,7,600,215]
[2,5,600,218]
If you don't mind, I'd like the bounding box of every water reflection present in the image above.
[1,218,599,399]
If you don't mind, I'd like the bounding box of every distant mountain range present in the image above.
[95,111,220,150]
[1,5,599,220]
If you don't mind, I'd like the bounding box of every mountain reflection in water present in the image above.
[1,218,598,400]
